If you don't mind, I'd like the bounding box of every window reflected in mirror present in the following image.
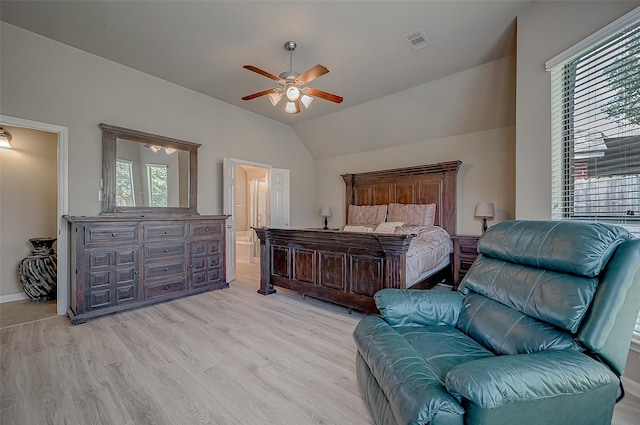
[115,138,190,208]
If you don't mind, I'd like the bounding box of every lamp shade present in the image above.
[320,206,332,217]
[474,202,495,218]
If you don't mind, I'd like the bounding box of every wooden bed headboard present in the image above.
[341,161,461,236]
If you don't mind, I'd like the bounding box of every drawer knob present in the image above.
[164,231,168,234]
[111,233,116,237]
[164,249,168,253]
[164,286,169,291]
[164,267,168,271]
[205,228,209,232]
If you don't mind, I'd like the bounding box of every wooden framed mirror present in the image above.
[100,123,200,214]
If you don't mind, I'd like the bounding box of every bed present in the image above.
[253,160,461,313]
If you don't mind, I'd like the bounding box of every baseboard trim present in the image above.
[622,376,640,399]
[0,293,28,303]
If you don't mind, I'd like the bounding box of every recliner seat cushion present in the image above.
[394,325,494,380]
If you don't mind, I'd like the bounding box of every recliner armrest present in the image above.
[444,350,619,409]
[374,288,463,327]
[353,315,464,424]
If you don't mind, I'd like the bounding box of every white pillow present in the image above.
[374,222,404,233]
[342,225,375,233]
[347,205,388,225]
[387,203,436,226]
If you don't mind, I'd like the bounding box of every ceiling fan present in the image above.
[242,41,344,114]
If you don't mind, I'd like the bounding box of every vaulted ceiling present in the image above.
[0,0,532,157]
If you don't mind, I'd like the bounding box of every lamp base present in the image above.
[482,218,488,233]
[323,217,329,230]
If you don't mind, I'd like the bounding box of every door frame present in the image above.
[223,157,272,283]
[0,115,69,315]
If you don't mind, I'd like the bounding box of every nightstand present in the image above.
[452,235,480,289]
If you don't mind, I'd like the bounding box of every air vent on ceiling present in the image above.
[404,28,431,50]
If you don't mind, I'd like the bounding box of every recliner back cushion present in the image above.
[461,256,598,333]
[456,293,580,355]
[457,220,631,356]
[477,221,631,277]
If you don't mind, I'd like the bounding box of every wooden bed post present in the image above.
[376,235,413,289]
[254,228,276,295]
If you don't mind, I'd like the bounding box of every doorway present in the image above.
[0,116,69,325]
[223,157,290,285]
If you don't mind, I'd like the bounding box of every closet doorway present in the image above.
[0,115,69,323]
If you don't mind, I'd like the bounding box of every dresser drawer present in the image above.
[145,278,186,299]
[457,239,479,255]
[191,239,222,257]
[144,242,186,259]
[144,224,187,240]
[191,222,223,238]
[144,258,186,279]
[84,225,137,244]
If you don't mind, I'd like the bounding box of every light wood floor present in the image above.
[0,299,57,328]
[1,262,638,425]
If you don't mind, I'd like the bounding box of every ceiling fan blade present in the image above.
[306,88,344,104]
[297,64,329,84]
[243,65,282,82]
[294,99,301,114]
[242,88,277,101]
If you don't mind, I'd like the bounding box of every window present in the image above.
[115,160,135,206]
[147,164,168,207]
[548,8,640,344]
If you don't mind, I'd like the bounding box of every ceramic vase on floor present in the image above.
[18,237,57,302]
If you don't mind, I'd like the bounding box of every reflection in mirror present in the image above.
[115,138,190,208]
[100,123,200,214]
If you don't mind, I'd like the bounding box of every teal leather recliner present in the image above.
[353,220,640,425]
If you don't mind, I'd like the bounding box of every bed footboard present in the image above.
[254,228,414,313]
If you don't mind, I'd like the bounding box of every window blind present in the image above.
[550,16,640,235]
[549,10,640,343]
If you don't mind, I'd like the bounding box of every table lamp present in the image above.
[320,206,332,230]
[474,202,495,233]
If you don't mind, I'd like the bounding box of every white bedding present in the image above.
[399,225,453,287]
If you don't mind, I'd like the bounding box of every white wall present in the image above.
[0,126,58,298]
[0,22,316,227]
[515,1,639,219]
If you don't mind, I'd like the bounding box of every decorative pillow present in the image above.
[347,205,388,225]
[342,225,375,233]
[374,222,404,233]
[387,203,436,226]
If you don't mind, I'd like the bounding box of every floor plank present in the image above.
[0,262,638,424]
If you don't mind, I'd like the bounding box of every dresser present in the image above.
[66,215,227,324]
[451,234,480,289]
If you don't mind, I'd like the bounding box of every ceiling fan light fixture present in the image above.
[301,95,313,108]
[268,92,282,106]
[0,127,12,149]
[242,40,342,115]
[285,102,298,114]
[285,85,300,102]
[148,145,162,153]
[164,147,176,155]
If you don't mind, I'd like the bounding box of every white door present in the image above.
[269,168,290,228]
[223,157,237,282]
